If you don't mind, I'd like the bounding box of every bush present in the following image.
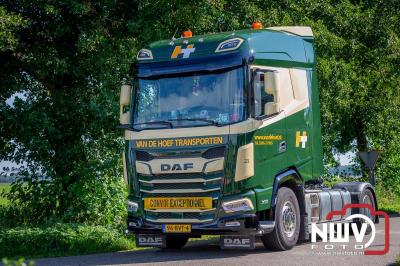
[375,184,400,214]
[2,258,35,266]
[0,223,135,259]
[0,183,10,206]
[4,171,127,227]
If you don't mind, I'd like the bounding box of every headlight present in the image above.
[136,49,153,60]
[222,198,254,213]
[127,201,139,212]
[234,143,254,182]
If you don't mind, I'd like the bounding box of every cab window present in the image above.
[254,71,274,117]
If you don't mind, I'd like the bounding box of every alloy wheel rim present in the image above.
[281,201,296,238]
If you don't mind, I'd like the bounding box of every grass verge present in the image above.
[396,255,400,266]
[0,222,218,260]
[0,223,138,259]
[0,183,10,206]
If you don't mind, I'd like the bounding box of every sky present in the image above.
[1,92,26,173]
[335,151,355,165]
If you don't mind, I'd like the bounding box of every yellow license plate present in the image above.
[144,197,212,210]
[163,224,192,233]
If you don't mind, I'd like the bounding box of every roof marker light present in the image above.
[215,38,244,53]
[136,49,153,60]
[252,21,263,29]
[182,30,193,38]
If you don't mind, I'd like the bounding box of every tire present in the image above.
[355,189,376,235]
[162,235,189,249]
[261,187,300,251]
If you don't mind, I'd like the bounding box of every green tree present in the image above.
[0,1,138,225]
[0,6,25,51]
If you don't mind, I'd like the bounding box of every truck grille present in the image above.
[136,146,225,224]
[139,171,223,224]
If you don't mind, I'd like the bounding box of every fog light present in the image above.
[222,198,254,213]
[128,221,137,227]
[127,201,139,212]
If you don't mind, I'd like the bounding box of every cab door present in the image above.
[250,67,290,199]
[284,69,313,181]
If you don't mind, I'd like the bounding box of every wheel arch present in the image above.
[332,182,379,223]
[270,168,304,221]
[269,168,307,241]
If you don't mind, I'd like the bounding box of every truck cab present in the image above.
[121,24,377,250]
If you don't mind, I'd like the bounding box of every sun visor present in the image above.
[137,52,246,78]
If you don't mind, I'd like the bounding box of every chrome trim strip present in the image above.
[140,188,220,193]
[141,196,219,200]
[145,208,216,213]
[145,218,213,223]
[139,177,222,184]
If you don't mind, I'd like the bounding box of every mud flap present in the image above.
[136,234,166,248]
[220,235,255,250]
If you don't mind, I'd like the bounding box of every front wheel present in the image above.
[261,187,300,251]
[162,235,189,249]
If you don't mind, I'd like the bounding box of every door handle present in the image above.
[279,141,286,152]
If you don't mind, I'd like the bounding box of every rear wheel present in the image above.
[261,187,300,251]
[355,189,376,235]
[162,235,189,249]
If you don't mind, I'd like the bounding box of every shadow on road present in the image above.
[35,215,400,266]
[36,238,282,266]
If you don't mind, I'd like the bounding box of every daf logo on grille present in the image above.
[160,163,194,171]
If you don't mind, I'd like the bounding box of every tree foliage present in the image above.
[0,1,138,225]
[0,6,25,52]
[0,0,399,225]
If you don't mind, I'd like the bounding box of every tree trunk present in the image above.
[354,118,369,179]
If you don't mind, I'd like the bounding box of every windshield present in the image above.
[133,67,246,129]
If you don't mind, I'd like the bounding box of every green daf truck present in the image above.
[120,24,378,250]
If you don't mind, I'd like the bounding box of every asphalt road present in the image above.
[36,216,400,266]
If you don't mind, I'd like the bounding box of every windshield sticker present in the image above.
[216,113,229,124]
[134,136,227,149]
[171,44,195,59]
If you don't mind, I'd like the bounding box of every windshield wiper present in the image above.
[118,121,173,131]
[168,118,223,127]
[117,124,138,131]
[133,120,173,129]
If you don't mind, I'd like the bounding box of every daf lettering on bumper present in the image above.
[220,235,255,250]
[136,234,166,247]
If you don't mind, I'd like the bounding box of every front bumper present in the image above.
[127,213,275,236]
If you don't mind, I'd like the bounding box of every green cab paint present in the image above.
[125,26,323,223]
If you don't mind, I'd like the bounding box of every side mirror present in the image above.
[264,71,280,115]
[120,112,130,125]
[120,84,132,125]
[120,84,131,106]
